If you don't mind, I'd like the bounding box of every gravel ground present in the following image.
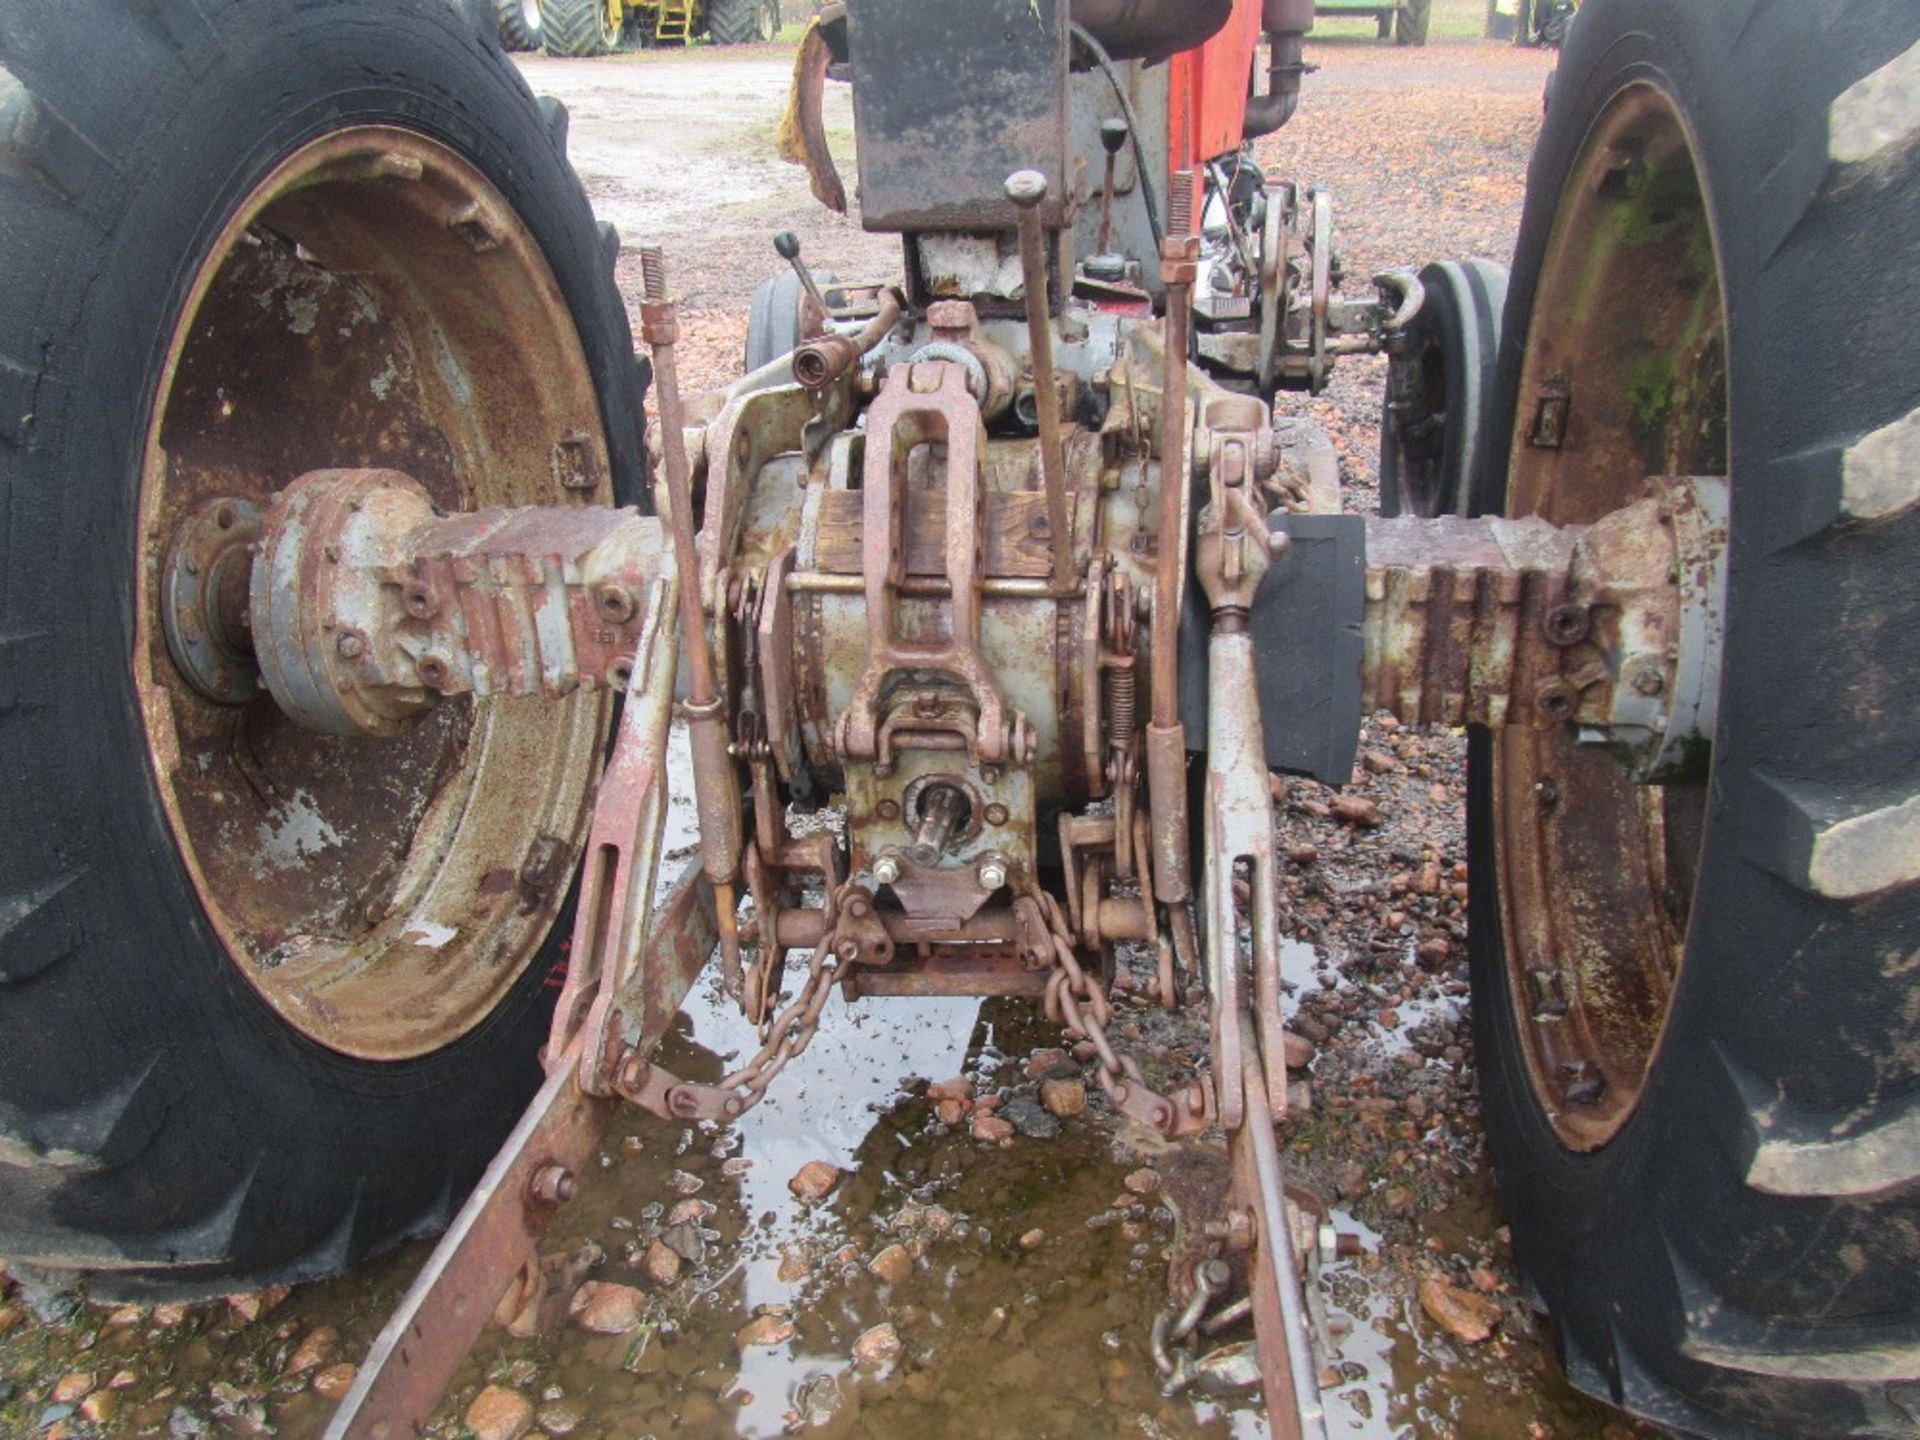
[0,23,1675,1440]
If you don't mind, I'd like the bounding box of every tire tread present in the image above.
[0,871,77,983]
[539,0,611,56]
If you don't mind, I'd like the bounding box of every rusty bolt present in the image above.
[336,630,366,660]
[875,799,900,822]
[847,895,870,919]
[977,857,1009,892]
[403,581,438,619]
[1204,1208,1255,1250]
[872,855,901,886]
[527,1163,576,1205]
[984,803,1009,827]
[595,584,638,625]
[835,937,861,964]
[1562,1063,1608,1107]
[1533,679,1575,722]
[1542,604,1589,647]
[417,655,449,691]
[1633,666,1667,697]
[616,1052,651,1096]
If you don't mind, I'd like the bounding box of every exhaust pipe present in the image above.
[1244,0,1314,140]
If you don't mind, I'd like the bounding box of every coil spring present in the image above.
[1108,662,1138,756]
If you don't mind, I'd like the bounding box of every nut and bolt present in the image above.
[1533,679,1575,722]
[872,855,902,886]
[1632,666,1667,697]
[527,1163,576,1205]
[1542,603,1589,647]
[336,630,366,660]
[595,584,639,625]
[984,803,1009,827]
[403,582,438,619]
[977,857,1009,892]
[1204,1209,1255,1251]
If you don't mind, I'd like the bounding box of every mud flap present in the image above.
[1179,513,1366,786]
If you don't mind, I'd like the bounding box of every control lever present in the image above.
[1096,117,1128,255]
[1085,118,1130,283]
[773,230,830,330]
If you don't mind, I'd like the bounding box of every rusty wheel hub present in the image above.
[135,128,616,1060]
[1493,82,1728,1151]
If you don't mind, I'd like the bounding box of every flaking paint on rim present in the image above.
[1494,80,1728,1151]
[134,128,612,1061]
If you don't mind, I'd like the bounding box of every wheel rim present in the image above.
[135,128,613,1061]
[1493,81,1727,1151]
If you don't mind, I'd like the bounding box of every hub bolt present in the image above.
[527,1163,576,1205]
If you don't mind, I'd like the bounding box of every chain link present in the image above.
[1035,891,1204,1138]
[622,935,841,1123]
[1150,1258,1232,1395]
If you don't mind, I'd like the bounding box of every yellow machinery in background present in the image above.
[500,0,784,55]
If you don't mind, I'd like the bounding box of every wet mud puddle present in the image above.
[399,732,1627,1440]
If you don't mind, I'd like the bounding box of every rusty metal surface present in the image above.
[546,573,683,1094]
[837,363,1031,769]
[792,288,903,389]
[1007,170,1077,595]
[1362,493,1713,753]
[248,469,668,733]
[324,1053,617,1440]
[1229,1048,1327,1440]
[1361,513,1581,730]
[324,860,718,1440]
[1486,81,1729,1154]
[132,126,614,1060]
[642,250,747,975]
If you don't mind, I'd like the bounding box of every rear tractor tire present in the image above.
[706,0,780,45]
[0,0,642,1294]
[1469,0,1920,1434]
[1395,0,1431,46]
[542,0,621,56]
[497,0,545,51]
